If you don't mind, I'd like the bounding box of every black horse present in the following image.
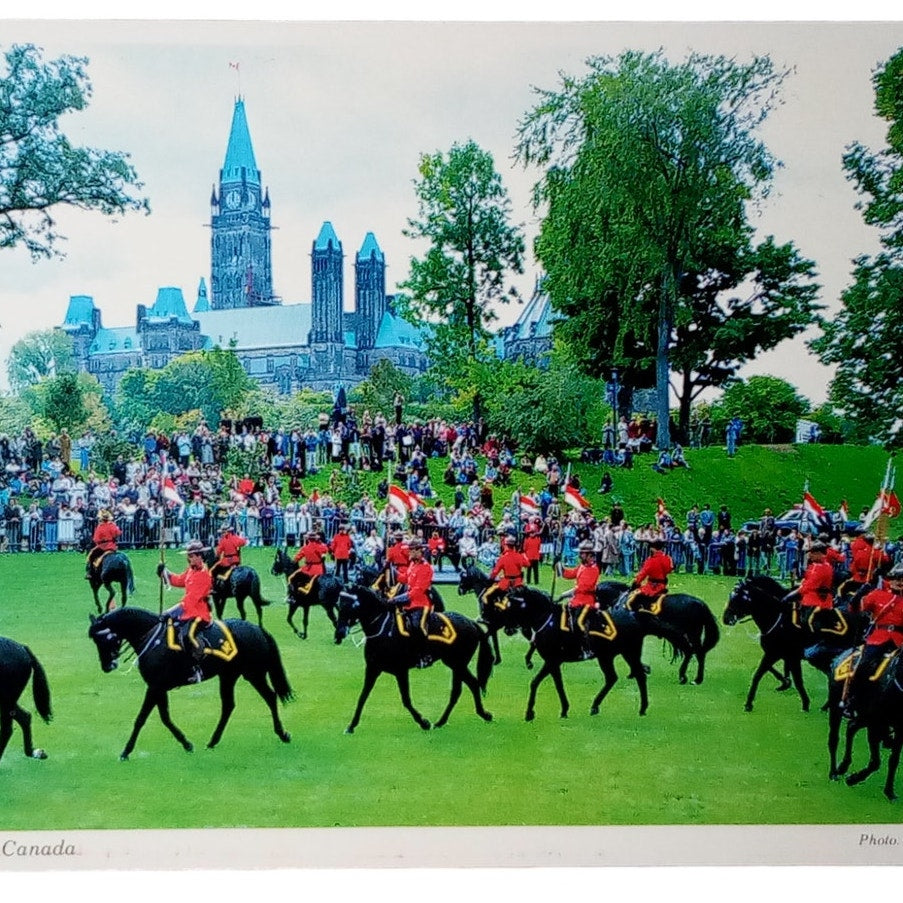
[87,551,135,614]
[722,574,866,713]
[87,606,293,759]
[825,647,903,801]
[457,565,507,665]
[271,548,343,639]
[596,580,721,685]
[200,549,272,627]
[334,584,494,733]
[495,585,693,719]
[0,637,52,764]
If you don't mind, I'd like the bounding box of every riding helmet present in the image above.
[888,562,903,580]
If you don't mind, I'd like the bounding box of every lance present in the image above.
[550,463,571,600]
[158,453,168,614]
[867,456,895,585]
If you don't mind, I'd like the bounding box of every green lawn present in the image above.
[1,546,901,829]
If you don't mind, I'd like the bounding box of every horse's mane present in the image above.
[743,574,786,597]
[347,584,385,608]
[512,585,557,610]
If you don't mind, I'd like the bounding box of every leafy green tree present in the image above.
[399,140,525,419]
[0,43,149,259]
[349,359,413,419]
[708,375,809,445]
[6,328,75,393]
[810,48,903,447]
[34,371,87,433]
[113,367,158,433]
[516,50,796,449]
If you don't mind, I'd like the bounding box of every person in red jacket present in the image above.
[848,533,890,588]
[628,538,674,611]
[211,523,248,587]
[384,531,411,591]
[485,535,529,603]
[330,523,354,583]
[157,539,214,682]
[844,562,903,719]
[290,531,330,596]
[558,541,601,648]
[522,523,543,584]
[427,529,446,570]
[784,542,846,636]
[86,509,121,577]
[393,539,434,653]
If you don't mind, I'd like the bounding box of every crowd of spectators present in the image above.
[0,407,891,585]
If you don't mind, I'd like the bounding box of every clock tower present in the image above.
[210,97,276,310]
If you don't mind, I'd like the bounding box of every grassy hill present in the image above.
[301,442,894,532]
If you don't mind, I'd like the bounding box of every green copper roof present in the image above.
[62,294,96,328]
[357,232,383,262]
[148,287,193,323]
[194,278,210,313]
[314,221,341,251]
[222,98,260,187]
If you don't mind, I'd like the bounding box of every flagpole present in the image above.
[867,455,894,583]
[158,453,167,614]
[550,464,571,600]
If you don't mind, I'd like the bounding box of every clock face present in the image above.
[225,189,241,209]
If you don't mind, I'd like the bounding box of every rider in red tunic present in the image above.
[86,509,121,576]
[785,542,846,636]
[211,523,248,585]
[522,525,543,584]
[384,531,411,590]
[329,524,354,583]
[486,535,529,602]
[157,539,214,681]
[393,539,434,646]
[559,541,601,639]
[629,539,673,610]
[290,531,330,596]
[849,533,889,587]
[844,562,903,719]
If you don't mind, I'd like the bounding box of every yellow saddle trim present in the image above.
[587,610,617,641]
[834,649,859,682]
[393,609,455,644]
[871,648,898,682]
[213,565,235,583]
[807,608,848,637]
[627,590,665,615]
[165,618,238,662]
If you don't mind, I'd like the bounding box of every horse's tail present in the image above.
[476,624,494,695]
[262,629,294,704]
[24,647,53,724]
[700,603,720,653]
[250,571,272,607]
[647,619,693,663]
[126,559,135,595]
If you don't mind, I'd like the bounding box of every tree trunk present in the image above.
[678,369,694,442]
[655,289,672,451]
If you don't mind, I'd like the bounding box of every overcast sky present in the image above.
[2,14,903,407]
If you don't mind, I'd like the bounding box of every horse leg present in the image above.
[105,583,116,612]
[242,671,291,744]
[205,675,238,749]
[744,654,781,712]
[394,668,431,731]
[90,584,102,615]
[489,629,502,666]
[847,725,883,787]
[155,692,193,753]
[121,578,128,608]
[0,710,13,763]
[120,688,165,760]
[883,736,902,802]
[677,649,691,685]
[324,604,338,629]
[236,594,248,622]
[589,655,618,715]
[346,662,382,734]
[458,665,493,723]
[10,705,35,757]
[828,699,845,780]
[548,664,570,719]
[837,719,861,776]
[433,671,463,729]
[301,605,311,640]
[286,601,304,639]
[525,660,554,721]
[525,640,537,670]
[786,658,810,712]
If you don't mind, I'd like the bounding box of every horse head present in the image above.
[334,585,383,644]
[457,565,488,596]
[88,612,122,672]
[271,548,292,577]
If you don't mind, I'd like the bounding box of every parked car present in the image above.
[740,508,861,536]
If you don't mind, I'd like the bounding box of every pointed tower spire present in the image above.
[221,97,260,186]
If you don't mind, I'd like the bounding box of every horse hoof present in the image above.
[420,720,432,731]
[802,704,811,713]
[119,753,129,762]
[847,772,867,786]
[744,704,753,713]
[559,712,568,720]
[280,732,291,743]
[776,679,792,692]
[692,678,704,686]
[590,707,599,716]
[525,711,535,722]
[344,726,355,735]
[481,712,493,722]
[885,791,898,802]
[31,748,47,760]
[679,676,688,685]
[525,662,534,671]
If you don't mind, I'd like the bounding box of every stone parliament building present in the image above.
[61,98,554,396]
